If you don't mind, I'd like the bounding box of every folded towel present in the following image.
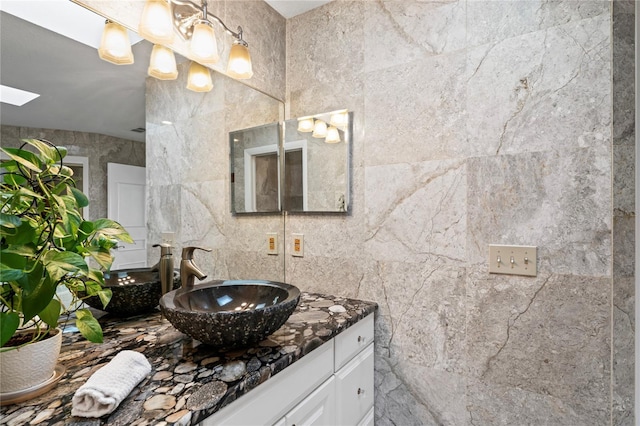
[71,350,151,418]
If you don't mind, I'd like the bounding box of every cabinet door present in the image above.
[335,344,374,425]
[286,377,336,426]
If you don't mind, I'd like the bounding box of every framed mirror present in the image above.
[283,110,351,213]
[230,110,351,214]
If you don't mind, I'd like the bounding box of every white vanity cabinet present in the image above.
[201,314,374,426]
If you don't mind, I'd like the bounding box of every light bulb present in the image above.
[297,118,314,133]
[312,120,328,138]
[186,62,213,92]
[139,0,174,44]
[190,22,219,64]
[98,21,134,65]
[148,45,178,80]
[227,41,253,79]
[330,111,348,128]
[325,126,341,143]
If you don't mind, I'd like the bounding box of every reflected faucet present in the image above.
[152,243,174,296]
[181,247,212,289]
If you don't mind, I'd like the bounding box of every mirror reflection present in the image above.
[230,110,351,214]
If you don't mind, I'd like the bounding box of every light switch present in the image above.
[161,231,175,245]
[489,245,537,277]
[267,233,278,255]
[292,233,304,257]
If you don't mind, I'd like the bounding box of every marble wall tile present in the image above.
[466,14,611,156]
[467,147,612,277]
[363,0,466,73]
[613,276,635,426]
[466,273,611,424]
[466,0,609,49]
[364,159,467,264]
[612,1,636,146]
[364,52,468,166]
[286,1,365,94]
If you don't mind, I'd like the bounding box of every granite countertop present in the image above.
[0,292,377,426]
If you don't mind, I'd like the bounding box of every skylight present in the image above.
[0,85,40,106]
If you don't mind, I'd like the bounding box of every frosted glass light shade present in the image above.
[186,62,213,92]
[330,111,348,128]
[312,120,328,138]
[190,23,219,64]
[227,42,253,79]
[148,45,178,80]
[297,118,314,133]
[325,126,341,143]
[139,0,174,44]
[98,22,134,65]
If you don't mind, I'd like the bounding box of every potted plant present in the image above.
[0,139,132,396]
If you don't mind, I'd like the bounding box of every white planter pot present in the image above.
[0,328,62,394]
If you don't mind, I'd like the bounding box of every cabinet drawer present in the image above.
[285,377,336,426]
[335,314,374,371]
[335,344,374,426]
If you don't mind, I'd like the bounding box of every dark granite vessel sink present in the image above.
[159,280,300,349]
[82,268,180,316]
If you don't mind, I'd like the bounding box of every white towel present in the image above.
[71,350,152,418]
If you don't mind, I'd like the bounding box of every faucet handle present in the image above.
[153,243,173,256]
[182,246,212,260]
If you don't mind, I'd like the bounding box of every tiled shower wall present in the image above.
[284,1,633,424]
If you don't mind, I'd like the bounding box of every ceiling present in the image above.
[0,1,331,144]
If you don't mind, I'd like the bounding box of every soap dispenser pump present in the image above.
[152,243,174,296]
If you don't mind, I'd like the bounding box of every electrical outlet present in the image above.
[292,233,304,257]
[161,232,175,245]
[488,245,537,277]
[266,233,278,255]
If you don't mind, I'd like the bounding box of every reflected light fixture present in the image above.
[138,0,175,44]
[98,21,134,65]
[312,120,328,138]
[187,61,213,92]
[297,117,314,133]
[330,111,349,129]
[148,45,178,80]
[325,126,341,144]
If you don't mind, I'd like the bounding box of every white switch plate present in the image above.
[489,245,537,277]
[266,232,278,255]
[292,233,304,257]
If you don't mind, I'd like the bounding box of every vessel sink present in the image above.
[159,280,300,349]
[82,268,180,316]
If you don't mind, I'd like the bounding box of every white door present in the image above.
[107,163,146,270]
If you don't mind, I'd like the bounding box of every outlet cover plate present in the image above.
[292,233,304,257]
[267,233,278,255]
[489,245,537,277]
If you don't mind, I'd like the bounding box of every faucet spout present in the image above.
[180,246,212,289]
[153,243,174,297]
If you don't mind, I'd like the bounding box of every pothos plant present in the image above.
[0,139,132,349]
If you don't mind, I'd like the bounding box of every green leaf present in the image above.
[0,213,21,229]
[22,139,59,164]
[0,312,20,347]
[42,251,88,283]
[39,298,61,328]
[0,265,25,282]
[21,275,56,323]
[0,147,42,173]
[86,246,114,270]
[0,252,27,282]
[97,288,112,308]
[2,221,36,245]
[70,187,89,208]
[84,280,103,296]
[75,309,103,343]
[93,219,134,243]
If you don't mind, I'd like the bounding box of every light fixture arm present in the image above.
[170,0,246,43]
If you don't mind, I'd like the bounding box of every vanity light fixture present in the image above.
[312,120,328,138]
[148,45,178,80]
[98,21,134,65]
[186,61,214,92]
[190,21,220,64]
[325,126,341,144]
[297,117,314,133]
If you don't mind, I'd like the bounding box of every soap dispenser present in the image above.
[152,243,174,296]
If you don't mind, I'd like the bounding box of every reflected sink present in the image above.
[82,268,180,316]
[159,280,300,349]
